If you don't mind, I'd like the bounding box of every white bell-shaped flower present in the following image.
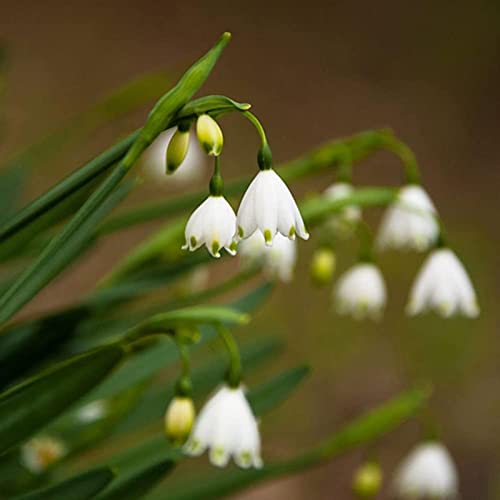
[236,169,309,245]
[377,185,439,251]
[324,182,361,226]
[393,442,458,499]
[334,263,387,319]
[184,385,262,469]
[142,129,206,185]
[21,435,67,474]
[239,231,297,282]
[407,248,479,318]
[182,196,237,258]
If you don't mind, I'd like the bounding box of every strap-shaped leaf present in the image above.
[96,459,175,500]
[248,365,310,416]
[150,388,429,500]
[0,180,134,325]
[0,344,125,454]
[0,33,231,326]
[13,467,114,500]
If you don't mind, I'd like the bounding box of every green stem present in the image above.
[100,129,398,233]
[381,133,421,184]
[216,325,242,388]
[175,342,192,397]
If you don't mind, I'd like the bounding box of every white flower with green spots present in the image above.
[377,185,439,251]
[236,169,309,245]
[184,385,262,469]
[407,248,479,317]
[393,442,458,499]
[239,231,297,282]
[182,195,237,258]
[334,263,387,320]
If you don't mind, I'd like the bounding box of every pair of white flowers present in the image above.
[182,168,308,259]
[330,183,479,319]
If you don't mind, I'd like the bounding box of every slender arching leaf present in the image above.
[96,459,175,500]
[0,180,134,325]
[248,365,310,416]
[0,345,125,454]
[13,467,114,500]
[148,388,430,500]
[0,33,231,326]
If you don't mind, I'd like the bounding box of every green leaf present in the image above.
[13,467,114,500]
[0,34,231,326]
[248,365,310,416]
[128,305,250,340]
[96,459,175,500]
[0,345,125,455]
[0,180,134,324]
[0,167,27,225]
[151,388,429,500]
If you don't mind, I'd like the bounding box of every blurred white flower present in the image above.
[21,436,66,474]
[184,384,262,469]
[142,129,206,185]
[239,231,297,282]
[377,185,439,251]
[393,442,458,499]
[323,182,361,233]
[407,248,479,318]
[334,263,386,319]
[76,400,107,423]
[182,196,237,258]
[236,169,309,245]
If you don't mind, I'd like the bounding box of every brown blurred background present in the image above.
[1,1,499,498]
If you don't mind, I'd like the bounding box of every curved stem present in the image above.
[242,111,268,145]
[216,325,242,388]
[381,134,421,184]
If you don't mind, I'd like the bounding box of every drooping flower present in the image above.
[142,129,206,185]
[239,231,297,282]
[310,248,336,286]
[393,442,458,499]
[182,196,237,258]
[165,396,196,445]
[377,185,439,251]
[406,248,479,318]
[323,182,361,234]
[334,263,387,319]
[184,385,262,469]
[236,169,309,245]
[21,435,66,474]
[166,128,191,173]
[352,461,383,498]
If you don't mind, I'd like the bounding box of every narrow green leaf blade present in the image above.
[0,345,125,454]
[96,459,175,500]
[13,467,114,500]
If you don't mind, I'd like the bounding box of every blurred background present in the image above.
[1,1,499,498]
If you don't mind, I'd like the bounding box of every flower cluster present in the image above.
[323,181,479,320]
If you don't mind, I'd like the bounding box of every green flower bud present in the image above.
[164,396,195,445]
[310,248,336,286]
[196,114,223,156]
[352,462,383,498]
[166,128,190,174]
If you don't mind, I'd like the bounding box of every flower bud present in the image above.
[310,248,336,286]
[164,396,195,445]
[352,462,383,498]
[166,128,190,174]
[196,114,223,156]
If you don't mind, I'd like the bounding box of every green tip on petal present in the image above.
[238,226,244,238]
[229,241,238,252]
[211,241,220,256]
[289,226,296,238]
[190,236,197,248]
[264,229,272,244]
